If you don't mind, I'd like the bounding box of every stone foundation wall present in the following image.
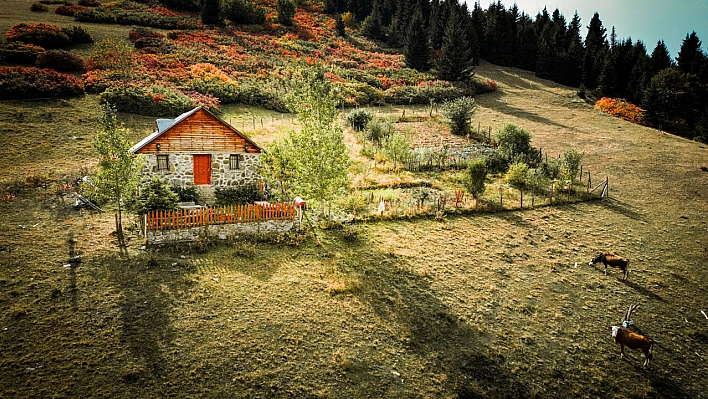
[141,152,261,201]
[146,219,298,245]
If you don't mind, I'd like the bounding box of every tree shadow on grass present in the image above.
[104,253,179,387]
[598,197,648,222]
[339,229,532,398]
[619,279,666,303]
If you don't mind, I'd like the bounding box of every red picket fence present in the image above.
[144,202,295,231]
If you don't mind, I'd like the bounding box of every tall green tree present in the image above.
[90,105,144,246]
[264,67,351,207]
[677,31,705,75]
[361,0,383,40]
[200,0,221,25]
[403,7,430,71]
[650,40,674,74]
[582,12,608,90]
[437,8,474,82]
[276,0,297,26]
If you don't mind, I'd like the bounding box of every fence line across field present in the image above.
[143,203,296,231]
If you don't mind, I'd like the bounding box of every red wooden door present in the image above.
[193,154,211,185]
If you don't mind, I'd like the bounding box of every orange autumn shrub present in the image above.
[595,97,646,125]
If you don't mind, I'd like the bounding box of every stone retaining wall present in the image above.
[146,219,298,245]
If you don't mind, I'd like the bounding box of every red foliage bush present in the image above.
[128,27,166,43]
[6,23,71,49]
[55,5,90,16]
[0,66,85,99]
[595,97,646,125]
[36,50,86,72]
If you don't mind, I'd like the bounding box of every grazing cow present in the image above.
[610,326,654,366]
[589,252,629,280]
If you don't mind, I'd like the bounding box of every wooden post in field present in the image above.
[499,186,503,207]
[550,181,555,205]
[579,165,583,181]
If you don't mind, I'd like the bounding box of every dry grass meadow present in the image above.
[1,4,707,396]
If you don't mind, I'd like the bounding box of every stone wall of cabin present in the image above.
[140,152,261,201]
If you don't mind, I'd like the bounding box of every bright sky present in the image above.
[466,0,708,59]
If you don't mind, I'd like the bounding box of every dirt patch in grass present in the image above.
[1,58,708,399]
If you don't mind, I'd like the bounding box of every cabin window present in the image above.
[157,155,169,171]
[230,154,241,170]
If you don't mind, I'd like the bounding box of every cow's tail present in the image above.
[625,259,630,280]
[648,340,654,360]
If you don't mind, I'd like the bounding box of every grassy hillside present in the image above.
[2,2,708,399]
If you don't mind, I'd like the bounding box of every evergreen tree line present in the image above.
[328,0,708,141]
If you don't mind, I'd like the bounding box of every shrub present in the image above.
[6,23,71,49]
[595,97,646,125]
[214,183,266,206]
[30,3,49,11]
[537,158,561,180]
[172,185,201,204]
[134,177,179,214]
[276,0,296,26]
[185,78,240,103]
[73,9,116,23]
[380,132,412,169]
[441,96,477,136]
[223,0,266,25]
[0,66,85,99]
[384,82,467,105]
[346,108,375,131]
[560,148,583,183]
[365,117,394,145]
[99,84,197,116]
[484,150,509,174]
[505,161,531,192]
[128,27,165,43]
[464,159,488,200]
[36,50,86,72]
[55,5,90,16]
[62,25,93,43]
[77,0,101,6]
[495,123,534,161]
[472,78,498,94]
[0,42,45,64]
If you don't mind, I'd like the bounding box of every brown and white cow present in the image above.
[589,252,629,280]
[610,326,654,366]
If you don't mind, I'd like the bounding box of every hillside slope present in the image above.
[1,36,708,399]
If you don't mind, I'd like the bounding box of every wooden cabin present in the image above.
[129,106,263,200]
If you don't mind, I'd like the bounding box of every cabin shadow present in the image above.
[339,231,532,398]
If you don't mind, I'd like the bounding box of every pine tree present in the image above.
[276,0,297,26]
[403,7,430,71]
[200,0,221,25]
[582,12,608,90]
[361,0,383,40]
[650,40,674,74]
[626,41,651,104]
[335,14,346,36]
[437,7,474,82]
[677,31,705,75]
[598,50,618,97]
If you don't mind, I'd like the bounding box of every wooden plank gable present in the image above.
[135,108,260,154]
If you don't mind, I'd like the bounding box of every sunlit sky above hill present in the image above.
[467,0,708,59]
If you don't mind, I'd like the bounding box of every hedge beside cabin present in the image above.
[129,106,262,201]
